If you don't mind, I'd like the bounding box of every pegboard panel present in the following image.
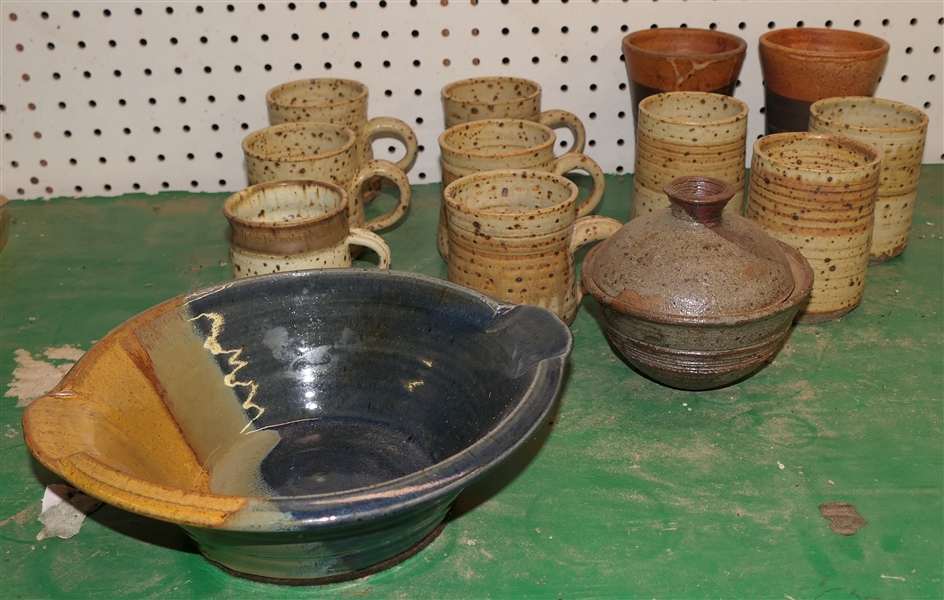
[1,0,941,200]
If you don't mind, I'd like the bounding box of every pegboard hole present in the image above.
[906,47,913,54]
[63,131,71,138]
[40,159,47,167]
[910,18,918,25]
[738,22,746,29]
[128,156,136,163]
[882,19,890,26]
[618,111,626,118]
[825,20,833,28]
[418,173,426,180]
[561,26,569,33]
[930,75,937,81]
[123,128,131,135]
[294,33,301,40]
[532,57,539,63]
[502,58,510,65]
[145,69,152,76]
[73,10,81,18]
[154,126,161,133]
[235,65,243,72]
[413,60,421,67]
[385,89,393,96]
[134,8,143,16]
[140,39,147,46]
[69,159,77,165]
[74,186,82,192]
[219,180,227,186]
[854,20,861,27]
[119,99,127,106]
[901,75,909,82]
[383,60,391,68]
[796,21,804,27]
[162,182,169,188]
[768,22,775,29]
[355,61,363,69]
[133,183,141,190]
[238,94,246,101]
[41,12,48,19]
[170,37,178,45]
[158,155,166,161]
[104,184,112,191]
[183,125,191,132]
[231,35,238,42]
[216,152,223,159]
[589,84,597,91]
[10,161,18,167]
[261,34,269,42]
[166,6,174,14]
[52,73,60,80]
[561,56,569,63]
[196,6,204,13]
[619,83,627,90]
[588,140,596,147]
[924,102,931,108]
[99,157,106,163]
[709,23,717,30]
[616,166,624,173]
[30,177,39,184]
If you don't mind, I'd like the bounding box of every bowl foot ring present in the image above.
[207,521,447,586]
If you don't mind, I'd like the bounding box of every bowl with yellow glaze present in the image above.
[22,269,572,583]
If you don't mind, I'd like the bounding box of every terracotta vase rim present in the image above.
[638,92,749,125]
[622,27,747,60]
[441,76,542,106]
[443,169,578,218]
[759,28,889,59]
[810,96,930,134]
[439,119,555,159]
[242,122,357,162]
[266,77,368,110]
[223,180,348,231]
[753,132,883,174]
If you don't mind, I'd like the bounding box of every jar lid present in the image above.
[585,176,795,318]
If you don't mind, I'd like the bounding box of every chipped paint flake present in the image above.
[5,347,84,407]
[36,484,102,541]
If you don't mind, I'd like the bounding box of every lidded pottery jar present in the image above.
[582,176,814,390]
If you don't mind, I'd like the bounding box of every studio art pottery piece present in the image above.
[437,118,605,260]
[442,76,586,152]
[809,97,929,262]
[22,269,573,582]
[223,180,392,278]
[759,28,889,135]
[267,79,418,201]
[243,122,411,236]
[621,28,747,126]
[633,92,748,218]
[444,170,622,325]
[582,176,813,390]
[747,132,882,323]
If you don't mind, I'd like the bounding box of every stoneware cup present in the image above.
[809,97,929,263]
[759,28,889,135]
[441,77,586,153]
[437,119,606,260]
[621,28,747,126]
[242,122,411,236]
[746,132,882,323]
[633,92,749,218]
[266,78,419,200]
[443,169,623,325]
[223,180,392,279]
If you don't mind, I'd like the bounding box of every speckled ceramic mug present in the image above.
[267,79,418,200]
[746,132,882,322]
[224,180,391,279]
[444,170,623,324]
[242,122,411,235]
[809,97,929,263]
[633,92,748,218]
[437,119,606,260]
[442,77,586,152]
[759,28,889,135]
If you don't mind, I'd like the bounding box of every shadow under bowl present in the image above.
[582,243,813,391]
[22,269,572,582]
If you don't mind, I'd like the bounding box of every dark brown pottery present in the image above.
[582,176,814,390]
[622,28,747,126]
[759,28,889,135]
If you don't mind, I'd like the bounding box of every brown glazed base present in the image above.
[763,86,814,135]
[629,80,737,126]
[207,521,447,586]
[794,303,859,324]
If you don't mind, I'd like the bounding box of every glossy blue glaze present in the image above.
[180,269,572,580]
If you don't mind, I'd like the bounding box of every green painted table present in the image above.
[2,169,942,599]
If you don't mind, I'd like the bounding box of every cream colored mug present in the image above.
[242,122,411,235]
[223,180,392,279]
[444,170,622,325]
[438,119,606,259]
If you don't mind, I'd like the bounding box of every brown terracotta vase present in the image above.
[622,28,747,126]
[582,176,813,390]
[759,28,889,135]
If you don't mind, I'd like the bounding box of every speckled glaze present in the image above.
[437,119,606,260]
[223,180,391,279]
[444,170,622,325]
[242,122,410,235]
[442,77,586,152]
[583,176,814,390]
[266,79,418,201]
[809,97,929,263]
[621,28,746,125]
[22,269,572,581]
[759,28,889,135]
[633,92,748,218]
[747,132,882,322]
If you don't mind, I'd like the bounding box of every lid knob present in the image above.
[664,176,735,227]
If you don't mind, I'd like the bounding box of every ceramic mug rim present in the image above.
[759,28,889,59]
[752,132,883,174]
[439,119,555,159]
[809,96,930,134]
[223,180,348,231]
[622,27,747,60]
[441,76,542,107]
[242,122,357,162]
[443,169,579,218]
[638,92,749,126]
[266,78,368,110]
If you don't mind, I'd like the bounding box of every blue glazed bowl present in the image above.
[23,269,572,582]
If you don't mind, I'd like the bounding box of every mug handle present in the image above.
[552,153,606,218]
[538,109,587,154]
[350,159,412,232]
[347,228,392,269]
[363,117,419,173]
[570,215,623,302]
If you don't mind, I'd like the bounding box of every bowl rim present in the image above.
[809,96,930,134]
[758,27,890,59]
[582,241,814,326]
[241,122,357,163]
[621,27,747,61]
[438,118,555,159]
[23,269,573,531]
[266,77,368,110]
[441,76,542,106]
